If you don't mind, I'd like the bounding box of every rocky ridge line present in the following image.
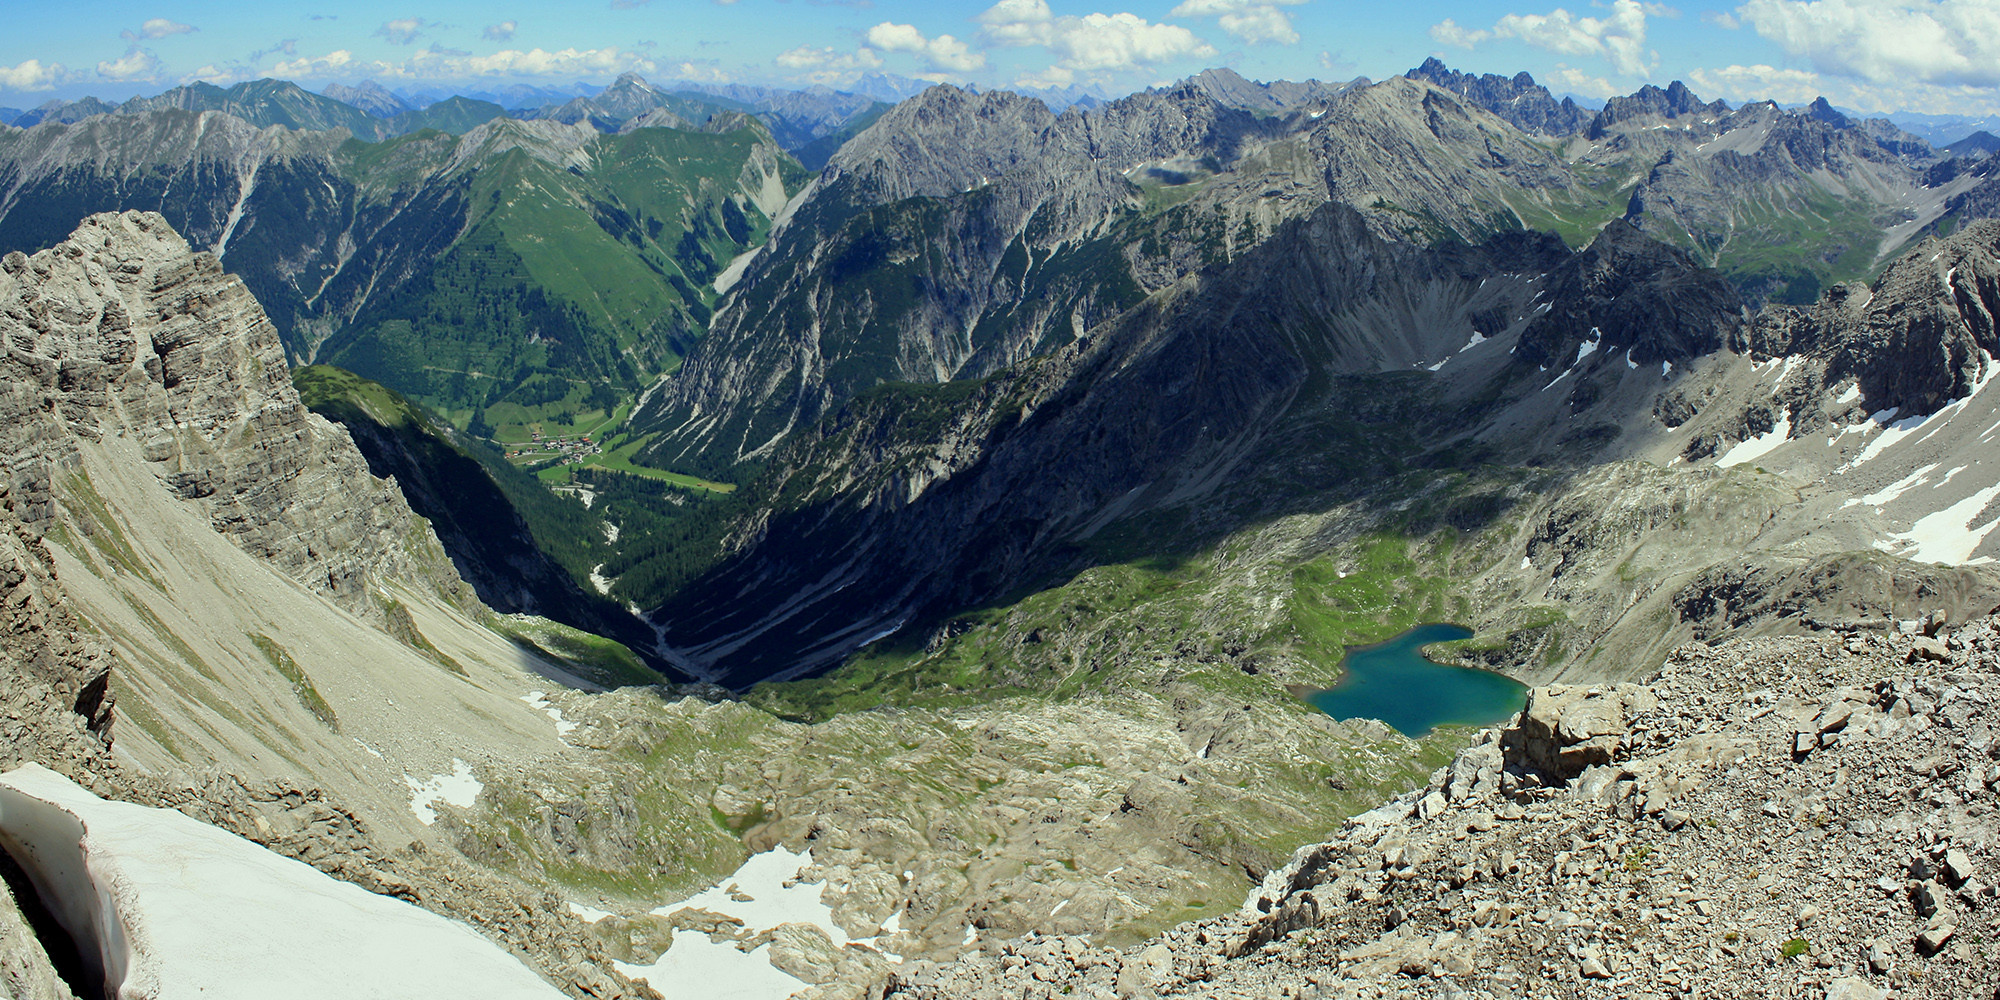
[0,210,469,619]
[0,211,657,1000]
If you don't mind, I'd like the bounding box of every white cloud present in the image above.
[1429,1,1655,76]
[0,59,64,92]
[1549,66,1622,98]
[262,44,658,82]
[270,49,360,78]
[97,47,163,82]
[1735,0,2000,89]
[670,60,732,83]
[374,17,434,46]
[1058,13,1213,70]
[1170,0,1307,46]
[1687,62,1823,103]
[978,0,1058,46]
[123,18,195,41]
[866,22,987,72]
[412,46,654,79]
[774,45,886,85]
[1429,19,1490,48]
[184,64,234,84]
[979,1,1216,81]
[483,20,517,41]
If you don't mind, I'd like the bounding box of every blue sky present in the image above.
[4,2,2000,116]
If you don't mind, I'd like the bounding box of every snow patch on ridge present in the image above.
[1881,481,2000,565]
[1845,464,1939,509]
[1717,412,1792,468]
[617,845,907,998]
[0,764,562,999]
[521,691,578,738]
[405,759,482,825]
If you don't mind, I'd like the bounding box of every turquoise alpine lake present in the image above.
[1306,623,1528,737]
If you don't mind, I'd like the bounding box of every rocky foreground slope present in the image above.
[0,212,662,999]
[890,617,2000,999]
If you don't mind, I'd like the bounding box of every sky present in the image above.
[5,1,2000,117]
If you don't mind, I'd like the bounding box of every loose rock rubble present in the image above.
[887,619,2000,999]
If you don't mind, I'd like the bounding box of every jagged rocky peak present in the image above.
[1515,218,1746,368]
[1588,79,1728,138]
[1807,95,1850,129]
[11,96,120,128]
[589,72,671,118]
[1406,57,1590,137]
[1168,67,1344,114]
[825,84,1059,199]
[0,210,467,617]
[323,80,411,118]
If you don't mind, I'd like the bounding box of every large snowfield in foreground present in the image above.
[0,764,565,999]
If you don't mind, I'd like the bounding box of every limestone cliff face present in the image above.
[1743,219,2000,417]
[0,210,468,620]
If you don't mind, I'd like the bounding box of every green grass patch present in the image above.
[379,597,467,675]
[488,614,659,688]
[58,472,162,588]
[248,633,339,731]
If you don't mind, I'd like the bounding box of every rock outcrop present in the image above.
[886,618,2000,998]
[0,211,662,1000]
[0,211,468,619]
[1742,219,2000,418]
[1513,218,1747,368]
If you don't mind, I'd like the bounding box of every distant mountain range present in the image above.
[9,60,2000,684]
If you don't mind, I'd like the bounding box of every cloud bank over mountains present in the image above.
[6,2,2000,117]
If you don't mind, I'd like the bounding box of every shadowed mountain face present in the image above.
[629,76,1598,478]
[643,205,1747,685]
[629,67,1992,492]
[616,72,2000,690]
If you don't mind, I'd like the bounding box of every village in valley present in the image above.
[505,427,603,468]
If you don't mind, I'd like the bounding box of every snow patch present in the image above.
[1574,329,1600,366]
[405,760,482,826]
[1883,481,2000,565]
[1661,361,1673,379]
[1772,355,1802,390]
[1458,331,1488,353]
[0,764,563,999]
[621,845,903,996]
[521,691,579,738]
[616,931,804,1000]
[1716,412,1792,468]
[1520,556,1533,570]
[1845,464,1938,508]
[1837,383,1863,405]
[590,564,615,595]
[1835,355,2000,471]
[569,901,616,923]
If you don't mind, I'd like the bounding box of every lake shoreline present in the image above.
[1297,623,1527,737]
